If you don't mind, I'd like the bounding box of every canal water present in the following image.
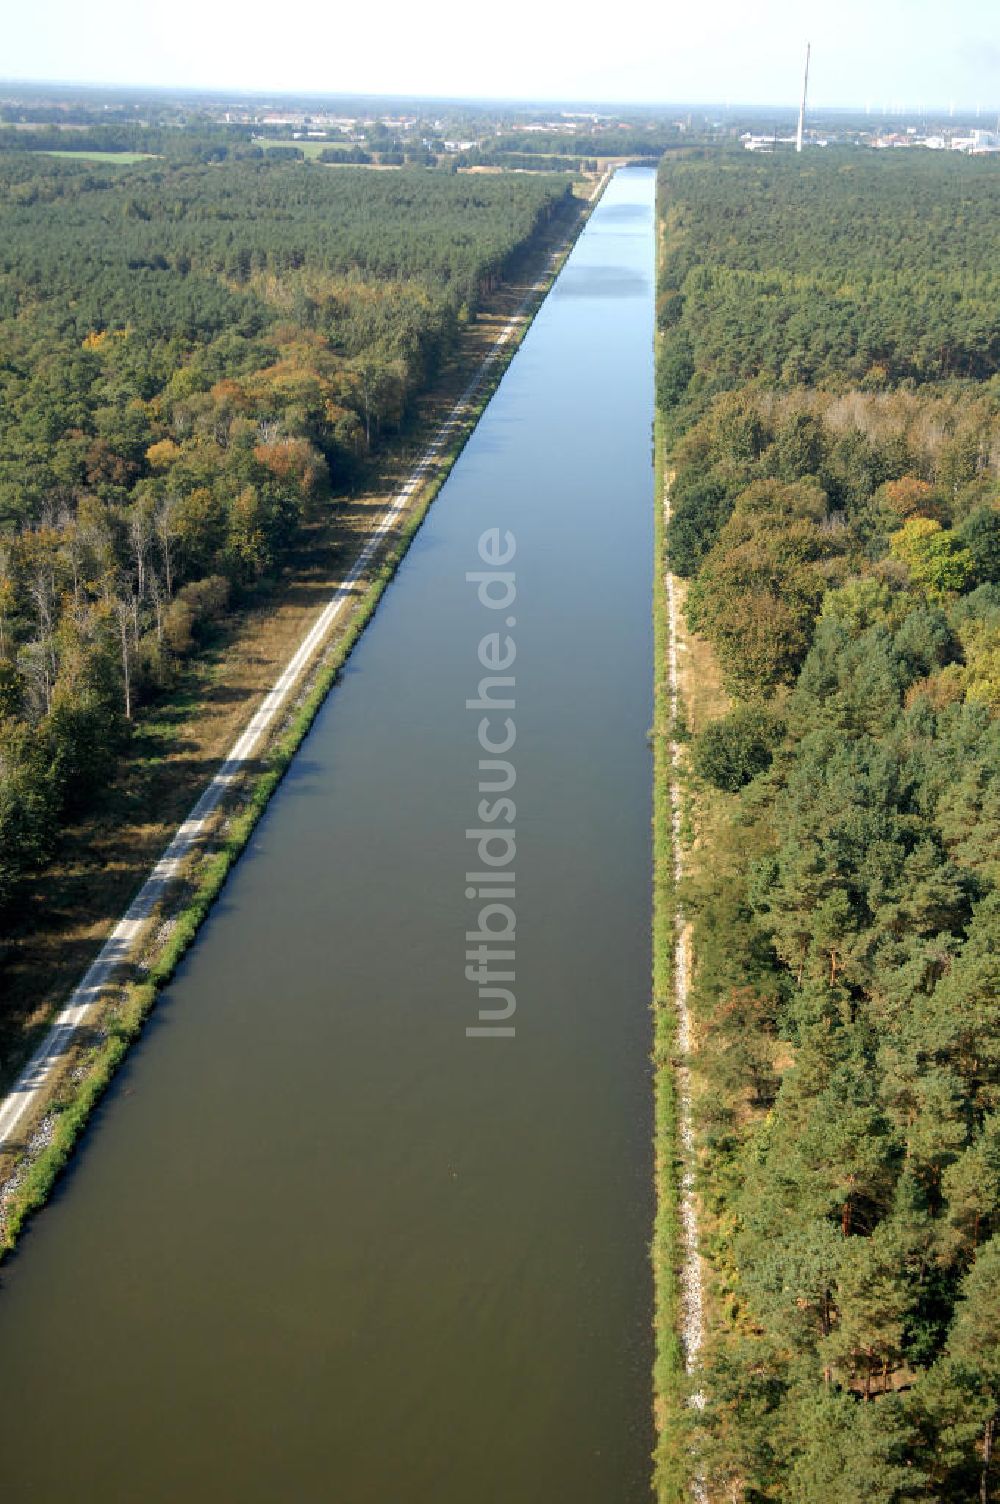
[0,167,657,1502]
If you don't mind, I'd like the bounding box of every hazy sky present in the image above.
[5,0,1000,111]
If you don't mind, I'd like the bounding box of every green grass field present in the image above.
[38,150,154,164]
[251,137,342,160]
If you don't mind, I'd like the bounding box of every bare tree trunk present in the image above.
[0,544,14,658]
[120,613,131,720]
[155,497,177,599]
[983,1415,994,1504]
[150,573,164,645]
[129,506,152,603]
[26,565,57,713]
[113,590,136,720]
[58,505,83,604]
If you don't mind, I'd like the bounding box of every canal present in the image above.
[0,166,657,1502]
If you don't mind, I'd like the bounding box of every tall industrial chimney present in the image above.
[796,42,811,153]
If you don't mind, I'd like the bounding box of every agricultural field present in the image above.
[38,148,155,163]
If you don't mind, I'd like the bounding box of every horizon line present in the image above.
[1,76,998,118]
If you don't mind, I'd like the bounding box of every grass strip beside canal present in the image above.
[651,412,690,1502]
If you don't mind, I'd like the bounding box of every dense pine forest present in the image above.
[658,150,999,1501]
[0,154,572,924]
